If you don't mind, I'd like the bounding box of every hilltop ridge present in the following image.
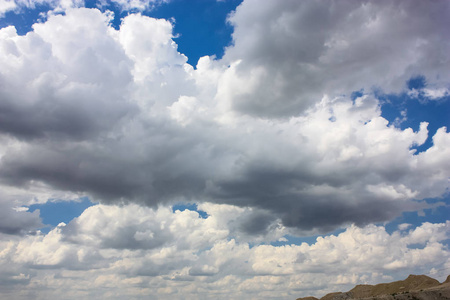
[297,274,450,300]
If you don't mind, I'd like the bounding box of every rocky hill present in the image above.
[297,275,450,300]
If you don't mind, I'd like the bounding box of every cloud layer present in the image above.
[0,203,449,299]
[0,1,449,297]
[1,2,449,235]
[222,0,450,117]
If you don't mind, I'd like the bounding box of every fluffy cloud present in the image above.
[0,2,449,237]
[1,1,449,298]
[0,9,134,140]
[0,203,448,299]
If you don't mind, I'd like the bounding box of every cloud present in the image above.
[0,203,448,299]
[0,0,16,17]
[0,199,42,235]
[107,0,168,11]
[63,204,227,250]
[0,1,449,298]
[0,3,449,237]
[0,9,135,140]
[408,87,450,102]
[397,223,411,231]
[0,0,84,15]
[222,0,450,117]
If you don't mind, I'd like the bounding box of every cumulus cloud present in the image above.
[0,203,448,299]
[0,9,134,140]
[1,2,449,298]
[0,2,449,237]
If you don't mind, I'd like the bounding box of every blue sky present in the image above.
[0,0,241,64]
[0,1,449,299]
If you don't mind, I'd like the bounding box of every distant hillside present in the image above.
[297,274,450,300]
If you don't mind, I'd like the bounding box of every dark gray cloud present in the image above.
[207,168,422,233]
[222,0,450,117]
[0,200,42,235]
[0,91,135,140]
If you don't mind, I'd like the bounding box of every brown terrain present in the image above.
[297,275,450,300]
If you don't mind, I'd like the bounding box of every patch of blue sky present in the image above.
[0,3,52,35]
[383,196,450,247]
[407,75,427,90]
[28,197,96,233]
[143,0,242,66]
[350,89,364,101]
[172,202,208,219]
[374,76,450,154]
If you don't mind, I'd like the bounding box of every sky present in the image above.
[0,0,449,299]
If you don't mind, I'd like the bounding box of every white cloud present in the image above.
[168,96,207,126]
[422,88,450,99]
[0,0,166,30]
[0,1,449,297]
[398,223,411,231]
[409,87,450,101]
[108,0,168,11]
[0,0,84,15]
[0,0,16,17]
[0,6,449,235]
[0,203,448,299]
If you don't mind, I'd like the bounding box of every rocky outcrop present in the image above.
[296,274,450,300]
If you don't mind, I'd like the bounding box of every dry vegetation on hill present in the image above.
[297,275,450,300]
